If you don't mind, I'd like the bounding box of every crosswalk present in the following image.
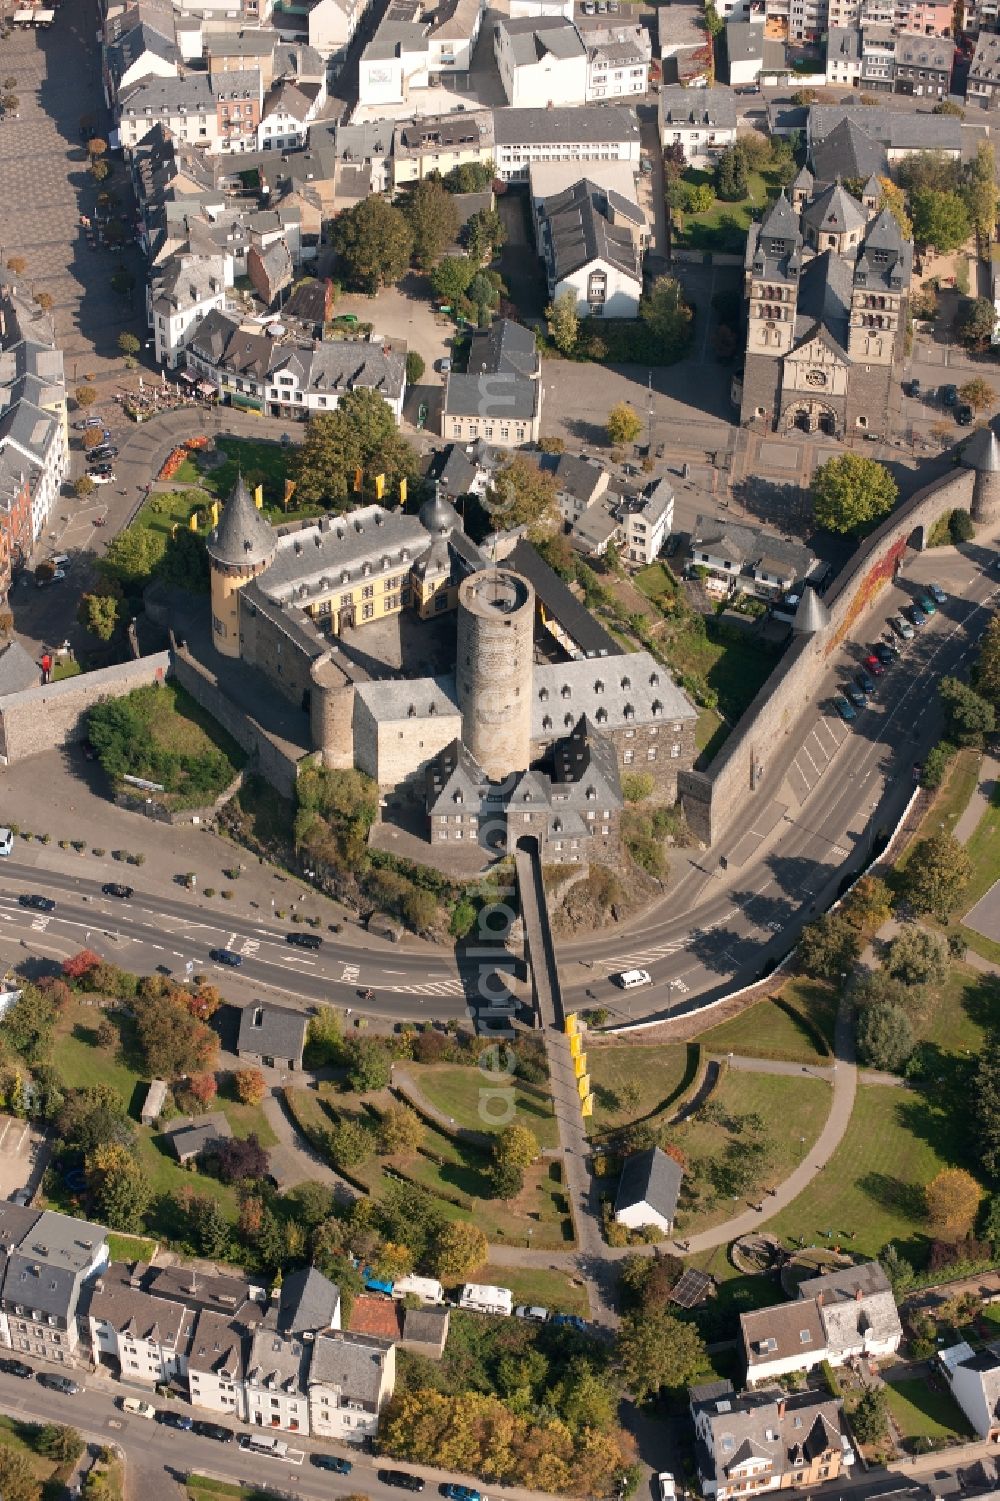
[787,714,849,806]
[385,977,468,996]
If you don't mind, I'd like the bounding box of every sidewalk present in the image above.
[954,754,998,846]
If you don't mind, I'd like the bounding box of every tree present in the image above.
[1,985,56,1063]
[911,188,971,252]
[855,1000,914,1072]
[964,141,998,241]
[82,427,107,451]
[616,1308,706,1402]
[484,456,559,539]
[796,912,862,980]
[443,160,495,193]
[640,277,694,358]
[405,350,425,386]
[87,136,108,159]
[328,1118,376,1169]
[207,1133,269,1184]
[663,142,687,184]
[0,1446,38,1501]
[960,378,997,413]
[74,474,95,499]
[117,332,140,357]
[86,1142,151,1231]
[37,1425,85,1464]
[430,254,476,306]
[234,1068,267,1105]
[842,874,893,933]
[5,255,27,276]
[188,1072,218,1108]
[430,1220,488,1279]
[851,1387,888,1444]
[33,290,53,311]
[886,926,949,987]
[293,387,419,510]
[99,525,166,592]
[959,297,998,351]
[877,177,912,240]
[403,885,437,933]
[110,267,134,300]
[345,1036,391,1093]
[405,178,460,269]
[58,1084,133,1155]
[715,145,748,201]
[332,196,413,291]
[879,1242,916,1295]
[465,207,506,263]
[812,452,898,534]
[494,1123,539,1170]
[377,1101,425,1156]
[77,591,121,642]
[704,2,723,33]
[489,1158,524,1199]
[74,384,97,408]
[132,992,217,1079]
[926,1167,983,1240]
[898,832,972,920]
[975,1031,1000,1180]
[2,94,20,115]
[546,288,579,356]
[940,677,995,747]
[186,1192,230,1259]
[975,612,1000,707]
[607,402,643,447]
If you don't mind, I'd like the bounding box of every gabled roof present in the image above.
[615,1145,683,1221]
[801,181,866,238]
[237,1001,308,1060]
[659,84,737,128]
[277,1266,339,1336]
[0,640,40,694]
[541,179,642,286]
[497,15,586,65]
[426,737,489,816]
[810,116,887,184]
[854,206,912,290]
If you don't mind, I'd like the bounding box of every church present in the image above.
[737,172,913,439]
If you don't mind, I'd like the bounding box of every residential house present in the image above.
[0,1210,108,1366]
[740,1299,828,1386]
[257,78,326,152]
[246,1314,312,1433]
[691,1382,853,1500]
[494,17,588,107]
[825,26,861,85]
[401,1306,449,1358]
[656,0,713,85]
[940,1343,1000,1439]
[492,104,641,183]
[0,460,33,597]
[535,449,608,526]
[276,1266,341,1337]
[186,1310,253,1419]
[537,178,644,319]
[968,32,1000,107]
[689,516,818,600]
[726,19,765,86]
[85,1262,192,1385]
[308,1330,397,1444]
[392,110,495,186]
[797,1261,903,1362]
[165,1113,232,1164]
[614,1146,683,1233]
[303,0,372,71]
[237,1003,309,1071]
[116,69,263,155]
[892,32,953,96]
[0,399,67,545]
[427,0,486,77]
[0,1202,44,1349]
[571,499,621,558]
[0,283,69,544]
[623,478,674,565]
[203,28,277,84]
[356,0,429,109]
[441,319,542,446]
[859,25,895,91]
[247,241,293,309]
[581,17,650,98]
[150,253,228,369]
[658,86,738,160]
[102,2,180,108]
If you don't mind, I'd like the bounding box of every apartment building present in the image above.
[308,1331,397,1443]
[537,178,644,317]
[85,1264,192,1385]
[392,110,495,185]
[691,1383,853,1500]
[117,69,263,153]
[0,1211,108,1365]
[658,85,738,157]
[494,16,588,106]
[149,252,229,368]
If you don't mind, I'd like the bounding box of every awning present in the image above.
[35,11,54,21]
[13,11,33,21]
[198,381,217,395]
[177,370,196,384]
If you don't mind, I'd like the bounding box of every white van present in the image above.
[0,828,13,857]
[615,968,651,990]
[459,1283,513,1317]
[120,1397,156,1419]
[394,1275,445,1304]
[238,1434,289,1458]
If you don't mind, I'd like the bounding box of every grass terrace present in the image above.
[695,979,838,1064]
[672,166,785,254]
[883,1377,972,1450]
[585,1040,693,1134]
[413,1064,559,1148]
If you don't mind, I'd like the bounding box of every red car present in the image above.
[864,654,885,676]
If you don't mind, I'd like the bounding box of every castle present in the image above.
[738,175,913,439]
[204,477,698,861]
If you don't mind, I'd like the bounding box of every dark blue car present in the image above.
[209,948,242,967]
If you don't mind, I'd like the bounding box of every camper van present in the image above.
[238,1434,289,1459]
[393,1275,445,1305]
[458,1283,513,1317]
[0,828,13,858]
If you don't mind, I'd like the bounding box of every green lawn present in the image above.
[0,1413,67,1494]
[188,1479,272,1501]
[665,619,781,726]
[52,658,82,681]
[914,961,999,1055]
[99,681,246,810]
[107,1232,157,1262]
[585,1041,693,1134]
[472,1263,590,1318]
[673,167,785,253]
[413,1064,559,1148]
[674,1070,831,1234]
[766,1085,959,1262]
[696,707,727,759]
[883,1378,972,1447]
[696,981,837,1064]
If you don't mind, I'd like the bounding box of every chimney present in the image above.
[815,1291,823,1307]
[855,1285,863,1302]
[776,1398,786,1419]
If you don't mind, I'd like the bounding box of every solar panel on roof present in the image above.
[669,1268,714,1308]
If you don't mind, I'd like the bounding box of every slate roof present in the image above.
[402,1305,449,1348]
[801,181,866,239]
[468,319,539,381]
[85,1262,193,1348]
[237,1001,308,1061]
[498,15,586,64]
[537,450,608,506]
[142,1264,262,1322]
[827,26,859,63]
[248,1315,310,1392]
[508,537,619,659]
[541,179,643,285]
[726,20,763,66]
[747,192,802,280]
[493,105,640,146]
[799,1260,902,1355]
[0,640,40,695]
[206,474,277,570]
[810,116,887,184]
[277,1266,340,1336]
[809,104,960,171]
[962,425,1000,472]
[187,1309,251,1380]
[426,737,490,815]
[740,1298,826,1372]
[615,1145,683,1222]
[357,675,460,726]
[895,32,953,70]
[693,1386,845,1490]
[166,1114,233,1162]
[309,1329,395,1405]
[259,506,427,601]
[426,445,478,498]
[150,253,225,316]
[691,514,818,582]
[795,248,853,350]
[533,649,696,739]
[792,585,831,634]
[659,84,737,128]
[854,206,912,291]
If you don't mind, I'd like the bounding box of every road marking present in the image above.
[340,963,360,984]
[239,938,260,959]
[31,916,50,932]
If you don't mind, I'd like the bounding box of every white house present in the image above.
[614,1146,683,1234]
[538,178,644,318]
[86,1266,192,1386]
[623,478,673,565]
[427,0,485,75]
[150,253,229,369]
[257,77,326,151]
[0,401,68,543]
[245,1320,312,1435]
[186,1310,251,1420]
[586,30,649,98]
[306,0,372,67]
[826,26,861,84]
[798,1262,903,1364]
[689,515,818,601]
[658,85,738,159]
[493,104,641,183]
[740,1299,828,1387]
[308,1331,397,1444]
[494,17,588,107]
[357,0,430,108]
[510,0,574,15]
[940,1342,1000,1440]
[103,8,180,107]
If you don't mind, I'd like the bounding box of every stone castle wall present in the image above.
[0,653,172,764]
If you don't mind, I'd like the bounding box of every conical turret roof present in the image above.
[963,424,1000,473]
[792,584,831,635]
[206,473,277,569]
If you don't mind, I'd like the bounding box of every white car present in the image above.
[514,1305,549,1322]
[120,1397,156,1419]
[89,472,114,485]
[616,968,652,990]
[658,1474,676,1501]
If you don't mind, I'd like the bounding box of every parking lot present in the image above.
[0,1113,48,1201]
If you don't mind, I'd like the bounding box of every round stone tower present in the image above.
[310,653,356,770]
[456,568,534,780]
[971,426,1000,528]
[205,474,277,659]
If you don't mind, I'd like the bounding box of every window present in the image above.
[362,604,374,620]
[647,748,657,761]
[362,585,374,600]
[623,750,634,764]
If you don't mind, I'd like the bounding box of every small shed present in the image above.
[141,1079,168,1127]
[166,1113,232,1165]
[402,1305,450,1360]
[614,1145,683,1234]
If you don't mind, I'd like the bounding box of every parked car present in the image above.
[928,583,947,604]
[19,894,55,911]
[121,1397,156,1419]
[209,947,242,967]
[286,931,322,950]
[918,594,937,615]
[659,1475,677,1501]
[939,383,958,407]
[845,684,867,709]
[514,1305,549,1322]
[872,643,895,666]
[88,445,118,462]
[891,615,914,640]
[833,696,856,723]
[37,1373,80,1395]
[156,1409,193,1431]
[855,672,876,695]
[907,378,921,398]
[312,1455,353,1473]
[0,1358,32,1379]
[102,883,133,899]
[863,654,885,676]
[74,416,103,430]
[192,1421,234,1442]
[956,403,974,426]
[380,1472,425,1492]
[550,1313,587,1332]
[907,605,928,628]
[89,471,114,485]
[441,1487,481,1501]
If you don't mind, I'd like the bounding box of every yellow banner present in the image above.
[399,477,407,506]
[375,473,385,500]
[354,467,363,492]
[211,501,219,526]
[581,1093,593,1118]
[573,1053,587,1079]
[564,1013,578,1036]
[569,1033,582,1058]
[577,1074,590,1100]
[253,483,263,510]
[189,511,199,532]
[284,478,296,508]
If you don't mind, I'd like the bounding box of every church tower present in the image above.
[848,207,912,369]
[745,192,803,361]
[205,474,277,659]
